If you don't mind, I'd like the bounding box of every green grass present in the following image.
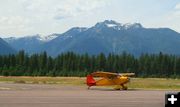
[0,76,180,90]
[128,78,180,90]
[0,76,85,85]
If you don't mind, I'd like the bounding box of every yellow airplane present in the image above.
[86,71,135,90]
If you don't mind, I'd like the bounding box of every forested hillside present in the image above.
[0,51,179,78]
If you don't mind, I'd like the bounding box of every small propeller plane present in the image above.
[86,71,135,90]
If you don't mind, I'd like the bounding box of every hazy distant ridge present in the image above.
[0,38,16,55]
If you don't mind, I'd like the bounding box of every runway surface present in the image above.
[0,83,170,107]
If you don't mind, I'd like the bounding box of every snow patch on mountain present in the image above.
[38,34,58,42]
[96,20,143,30]
[123,23,142,29]
[106,24,117,27]
[4,34,59,43]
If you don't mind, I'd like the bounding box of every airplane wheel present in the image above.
[114,86,121,90]
[122,86,128,90]
[87,86,91,90]
[115,88,121,90]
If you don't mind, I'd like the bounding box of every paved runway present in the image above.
[0,83,169,107]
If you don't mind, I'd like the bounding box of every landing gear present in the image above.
[87,86,91,89]
[114,85,128,90]
[121,84,128,90]
[114,85,121,90]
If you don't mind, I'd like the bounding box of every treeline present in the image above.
[0,51,180,78]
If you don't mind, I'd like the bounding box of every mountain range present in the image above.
[4,34,58,54]
[3,20,180,56]
[0,38,16,55]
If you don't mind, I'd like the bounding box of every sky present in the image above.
[0,0,180,37]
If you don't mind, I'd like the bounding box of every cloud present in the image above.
[175,3,180,10]
[0,16,32,36]
[54,0,109,20]
[19,0,109,20]
[0,16,29,29]
[172,3,180,17]
[0,0,111,36]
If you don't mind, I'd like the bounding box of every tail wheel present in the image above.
[87,86,91,90]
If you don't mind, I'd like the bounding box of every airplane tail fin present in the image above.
[86,75,96,86]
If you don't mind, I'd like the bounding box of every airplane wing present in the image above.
[91,71,135,78]
[119,73,135,77]
[91,71,118,78]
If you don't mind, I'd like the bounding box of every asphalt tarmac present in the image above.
[0,83,169,107]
